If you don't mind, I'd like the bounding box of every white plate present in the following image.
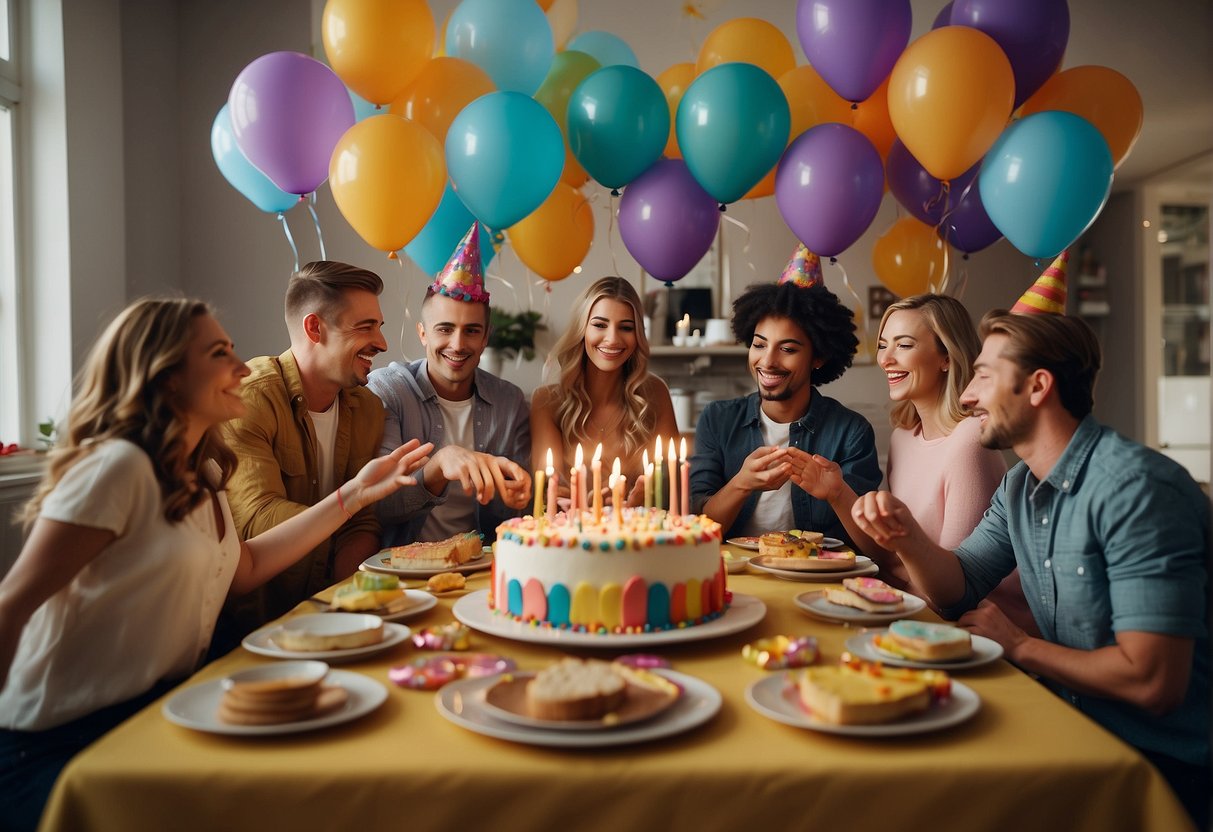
[794,589,928,625]
[728,535,846,551]
[748,557,876,582]
[453,590,766,648]
[243,618,411,662]
[360,547,494,578]
[162,670,387,737]
[723,553,750,573]
[745,673,980,737]
[844,630,1005,670]
[478,672,681,731]
[435,669,721,748]
[313,589,438,623]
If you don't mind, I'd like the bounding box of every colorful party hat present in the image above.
[1011,250,1068,315]
[778,243,823,288]
[430,223,490,304]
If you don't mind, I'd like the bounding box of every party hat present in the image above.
[1011,250,1068,315]
[430,223,490,303]
[778,243,823,288]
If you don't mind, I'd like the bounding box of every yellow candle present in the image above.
[654,435,664,510]
[533,467,544,524]
[680,437,690,518]
[667,437,678,519]
[611,457,623,527]
[592,443,604,525]
[644,462,653,510]
[573,443,584,516]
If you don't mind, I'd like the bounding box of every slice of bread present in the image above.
[332,572,408,612]
[797,664,936,725]
[524,658,627,721]
[387,532,482,569]
[272,617,384,652]
[877,620,972,662]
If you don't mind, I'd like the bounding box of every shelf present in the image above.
[650,345,747,357]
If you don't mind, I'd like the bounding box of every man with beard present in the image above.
[689,270,881,544]
[368,225,531,545]
[218,261,393,642]
[851,309,1209,829]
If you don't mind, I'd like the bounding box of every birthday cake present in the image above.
[491,509,727,633]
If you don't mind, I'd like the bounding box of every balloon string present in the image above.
[277,212,300,273]
[396,256,413,362]
[606,189,621,277]
[923,179,950,221]
[953,257,971,300]
[307,192,326,260]
[487,273,521,310]
[833,258,870,361]
[721,212,756,278]
[932,243,951,295]
[936,177,977,242]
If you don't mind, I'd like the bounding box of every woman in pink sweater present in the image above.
[792,294,1036,633]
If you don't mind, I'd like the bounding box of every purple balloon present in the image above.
[775,124,884,258]
[932,2,954,29]
[886,139,979,226]
[229,51,355,195]
[619,158,721,283]
[796,0,912,103]
[950,0,1070,108]
[942,183,1003,253]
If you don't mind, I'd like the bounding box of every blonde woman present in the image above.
[531,276,678,503]
[790,294,1035,632]
[0,298,431,830]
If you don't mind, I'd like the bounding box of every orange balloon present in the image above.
[872,216,949,298]
[888,27,1014,181]
[696,18,795,81]
[390,57,495,143]
[322,0,435,105]
[507,183,595,281]
[546,0,579,50]
[329,115,446,253]
[1020,65,1143,169]
[743,65,851,200]
[852,76,896,160]
[657,62,696,159]
[535,0,555,10]
[559,142,591,188]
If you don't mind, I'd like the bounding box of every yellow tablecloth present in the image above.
[41,550,1192,832]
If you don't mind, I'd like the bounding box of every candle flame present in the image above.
[655,435,663,461]
[546,448,553,468]
[668,437,676,460]
[646,462,654,476]
[574,443,584,466]
[611,457,621,476]
[592,443,603,463]
[679,437,687,461]
[642,448,649,469]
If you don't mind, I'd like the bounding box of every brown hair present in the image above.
[285,261,384,326]
[877,294,981,432]
[22,298,238,528]
[978,310,1102,420]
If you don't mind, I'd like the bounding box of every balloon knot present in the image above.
[664,281,675,288]
[850,102,858,110]
[297,194,307,202]
[610,188,621,197]
[718,204,727,212]
[962,253,970,261]
[388,251,399,261]
[830,257,838,265]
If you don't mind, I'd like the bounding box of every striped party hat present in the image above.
[1011,250,1068,315]
[430,223,490,304]
[778,243,823,288]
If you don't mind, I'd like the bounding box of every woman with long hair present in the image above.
[531,276,678,503]
[791,294,1035,631]
[0,298,431,830]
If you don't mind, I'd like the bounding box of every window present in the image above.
[0,0,20,445]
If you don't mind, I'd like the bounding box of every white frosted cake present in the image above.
[492,508,727,633]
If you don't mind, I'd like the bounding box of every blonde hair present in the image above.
[548,276,654,458]
[877,294,981,432]
[22,298,238,528]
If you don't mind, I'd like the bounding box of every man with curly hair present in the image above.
[690,281,881,543]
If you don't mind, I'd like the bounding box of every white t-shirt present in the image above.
[0,439,240,730]
[309,400,339,496]
[419,395,477,541]
[740,409,795,536]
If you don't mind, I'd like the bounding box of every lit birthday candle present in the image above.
[572,443,584,516]
[654,435,664,511]
[545,448,556,524]
[680,437,690,517]
[667,437,678,520]
[641,449,650,510]
[533,458,545,527]
[611,457,623,527]
[591,443,603,525]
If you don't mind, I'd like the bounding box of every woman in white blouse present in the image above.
[0,298,432,830]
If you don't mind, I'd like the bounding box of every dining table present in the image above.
[39,544,1193,832]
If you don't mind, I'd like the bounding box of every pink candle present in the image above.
[546,452,557,525]
[667,437,678,519]
[592,443,603,525]
[680,437,690,518]
[568,466,578,516]
[611,458,623,527]
[572,443,584,517]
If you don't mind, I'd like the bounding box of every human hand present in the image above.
[346,439,434,511]
[849,490,925,551]
[625,476,645,508]
[958,600,1029,659]
[427,446,501,503]
[730,446,792,494]
[786,448,844,501]
[487,456,532,510]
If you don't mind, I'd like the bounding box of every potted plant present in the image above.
[485,309,545,374]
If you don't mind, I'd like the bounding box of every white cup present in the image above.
[703,319,732,345]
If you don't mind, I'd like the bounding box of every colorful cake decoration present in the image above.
[743,635,819,670]
[778,243,824,289]
[430,222,490,304]
[1012,249,1068,315]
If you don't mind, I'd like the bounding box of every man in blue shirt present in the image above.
[690,279,881,543]
[852,310,1210,828]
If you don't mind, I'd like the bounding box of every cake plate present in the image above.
[452,590,766,648]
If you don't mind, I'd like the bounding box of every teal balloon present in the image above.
[210,104,297,214]
[567,31,640,69]
[446,0,554,95]
[568,65,669,191]
[676,62,790,205]
[979,111,1114,259]
[445,91,564,229]
[348,88,380,122]
[404,182,497,275]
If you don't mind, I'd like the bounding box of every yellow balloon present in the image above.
[872,216,948,298]
[507,183,595,281]
[329,115,446,253]
[546,0,579,51]
[657,62,696,159]
[888,27,1014,181]
[322,0,435,106]
[852,75,896,161]
[695,18,795,81]
[390,57,496,143]
[559,143,591,188]
[1020,65,1143,170]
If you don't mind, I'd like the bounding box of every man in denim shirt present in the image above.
[690,280,881,543]
[368,228,531,545]
[852,310,1209,828]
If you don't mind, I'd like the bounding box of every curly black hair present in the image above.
[731,283,858,386]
